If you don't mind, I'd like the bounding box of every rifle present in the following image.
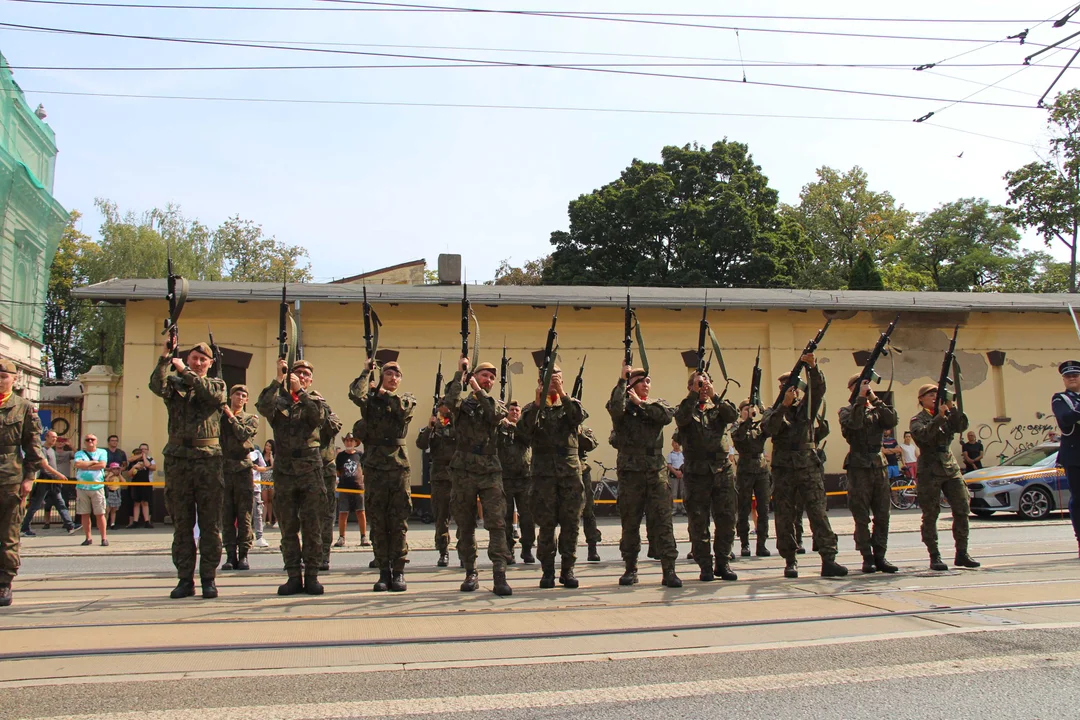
[771,319,833,411]
[623,291,649,375]
[277,271,297,398]
[849,314,901,404]
[572,355,587,401]
[749,346,763,412]
[537,304,560,423]
[362,285,382,393]
[161,246,188,358]
[207,325,221,379]
[432,353,443,417]
[460,284,480,374]
[696,292,738,398]
[499,339,511,403]
[934,325,962,414]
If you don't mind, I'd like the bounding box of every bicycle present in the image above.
[593,460,619,502]
[889,466,950,510]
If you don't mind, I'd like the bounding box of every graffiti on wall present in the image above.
[978,419,1057,463]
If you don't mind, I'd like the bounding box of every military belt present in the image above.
[0,445,19,454]
[687,451,725,462]
[788,443,816,451]
[469,444,497,456]
[740,453,763,460]
[621,448,659,456]
[290,446,321,459]
[535,447,571,457]
[169,437,220,448]
[371,439,407,447]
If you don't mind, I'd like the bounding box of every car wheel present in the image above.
[1017,486,1053,520]
[971,509,996,518]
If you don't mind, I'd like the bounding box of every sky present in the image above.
[1,0,1078,283]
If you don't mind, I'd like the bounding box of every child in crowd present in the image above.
[105,462,124,530]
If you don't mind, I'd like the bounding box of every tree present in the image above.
[488,256,550,285]
[215,216,312,282]
[905,199,1025,292]
[43,211,97,379]
[785,166,913,290]
[1005,89,1080,292]
[544,140,806,287]
[848,250,884,290]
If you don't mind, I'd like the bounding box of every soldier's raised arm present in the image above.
[348,364,376,411]
[876,398,898,429]
[806,364,826,420]
[674,390,699,429]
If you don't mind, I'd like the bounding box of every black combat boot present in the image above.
[540,560,556,589]
[821,556,849,578]
[861,551,877,574]
[648,545,660,560]
[277,576,304,596]
[492,570,513,596]
[373,565,391,592]
[460,568,479,592]
[368,558,379,569]
[795,545,806,555]
[587,543,600,562]
[201,578,219,599]
[559,564,580,589]
[715,560,738,582]
[235,551,250,571]
[874,550,898,573]
[740,541,751,557]
[221,547,237,571]
[390,561,407,592]
[619,559,639,586]
[0,584,11,607]
[929,553,949,572]
[756,542,772,558]
[784,557,798,579]
[521,547,536,564]
[437,552,449,567]
[954,552,981,568]
[304,573,324,595]
[699,560,715,582]
[507,550,517,566]
[661,562,683,588]
[170,578,196,599]
[319,560,330,572]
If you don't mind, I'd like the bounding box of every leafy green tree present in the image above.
[1005,89,1080,292]
[786,166,912,290]
[215,216,312,282]
[43,211,97,378]
[488,256,550,285]
[544,141,806,287]
[848,249,884,290]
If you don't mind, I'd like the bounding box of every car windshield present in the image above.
[1000,446,1058,467]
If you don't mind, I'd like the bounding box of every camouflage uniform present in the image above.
[220,408,259,560]
[606,379,678,568]
[839,396,897,559]
[150,358,227,583]
[578,427,602,547]
[416,419,455,556]
[256,381,327,580]
[0,389,43,603]
[311,391,342,567]
[349,369,416,571]
[444,372,510,573]
[675,390,739,575]
[761,366,839,563]
[731,416,772,552]
[496,418,534,558]
[910,406,971,557]
[519,396,585,576]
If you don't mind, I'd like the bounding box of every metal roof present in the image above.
[72,278,1078,313]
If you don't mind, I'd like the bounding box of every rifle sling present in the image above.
[632,311,649,377]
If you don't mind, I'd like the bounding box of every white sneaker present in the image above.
[254,537,270,548]
[334,536,346,547]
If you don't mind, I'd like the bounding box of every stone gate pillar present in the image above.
[78,365,121,443]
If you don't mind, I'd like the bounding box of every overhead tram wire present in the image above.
[0,22,1042,109]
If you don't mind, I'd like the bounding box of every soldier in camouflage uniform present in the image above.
[520,365,586,589]
[607,366,681,588]
[349,358,416,592]
[313,391,342,572]
[445,357,512,596]
[579,427,602,562]
[219,385,259,572]
[732,401,772,558]
[840,374,899,574]
[497,401,534,565]
[910,383,980,571]
[675,372,739,582]
[257,358,329,596]
[416,401,455,567]
[149,340,228,600]
[761,354,847,579]
[0,358,44,607]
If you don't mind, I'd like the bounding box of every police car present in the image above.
[964,442,1068,520]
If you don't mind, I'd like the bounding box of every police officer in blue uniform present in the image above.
[1052,360,1080,557]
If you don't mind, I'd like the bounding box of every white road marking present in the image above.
[57,649,1080,720]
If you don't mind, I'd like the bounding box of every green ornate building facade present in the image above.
[0,51,68,401]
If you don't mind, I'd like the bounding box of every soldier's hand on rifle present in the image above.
[942,398,955,413]
[739,405,750,421]
[801,352,816,368]
[161,337,173,359]
[627,387,643,406]
[534,383,544,404]
[782,386,798,407]
[622,364,632,380]
[859,379,871,398]
[276,358,288,383]
[468,375,482,394]
[551,374,565,397]
[701,377,714,398]
[366,357,377,372]
[459,356,470,374]
[170,357,187,374]
[288,372,303,394]
[429,416,437,427]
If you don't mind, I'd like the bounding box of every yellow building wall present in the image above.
[119,300,1072,476]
